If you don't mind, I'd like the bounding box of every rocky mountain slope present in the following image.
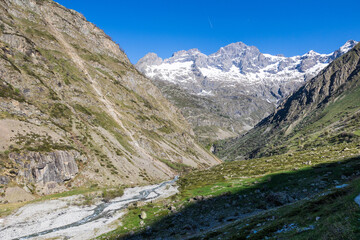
[216,42,360,160]
[136,41,358,144]
[0,0,220,198]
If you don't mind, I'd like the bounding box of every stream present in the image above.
[0,176,178,240]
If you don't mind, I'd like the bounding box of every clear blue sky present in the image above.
[55,0,360,64]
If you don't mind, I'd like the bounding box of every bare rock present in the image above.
[8,150,80,193]
[0,175,9,185]
[140,210,147,219]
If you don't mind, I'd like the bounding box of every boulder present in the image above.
[140,210,147,219]
[266,192,294,206]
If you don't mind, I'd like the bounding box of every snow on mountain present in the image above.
[137,40,357,99]
[136,40,358,143]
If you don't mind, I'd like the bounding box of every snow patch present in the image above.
[197,90,213,96]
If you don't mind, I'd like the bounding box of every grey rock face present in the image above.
[9,150,80,184]
[0,176,10,185]
[135,53,163,71]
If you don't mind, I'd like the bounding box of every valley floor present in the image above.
[0,143,360,240]
[0,178,178,240]
[99,142,360,240]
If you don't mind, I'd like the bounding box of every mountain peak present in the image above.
[136,52,163,70]
[304,50,320,56]
[339,40,358,53]
[171,48,202,57]
[226,41,248,48]
[220,41,258,52]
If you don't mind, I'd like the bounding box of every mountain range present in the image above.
[216,41,360,160]
[136,40,358,144]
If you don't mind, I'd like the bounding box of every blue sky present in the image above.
[55,0,360,64]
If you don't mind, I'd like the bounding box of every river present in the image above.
[0,176,178,240]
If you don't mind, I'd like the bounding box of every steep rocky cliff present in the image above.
[216,42,360,160]
[0,0,220,195]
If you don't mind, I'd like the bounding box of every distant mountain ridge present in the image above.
[137,40,357,97]
[216,42,360,160]
[136,40,358,144]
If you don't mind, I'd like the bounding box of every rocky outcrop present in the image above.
[9,150,80,185]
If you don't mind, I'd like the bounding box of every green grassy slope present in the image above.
[97,140,360,239]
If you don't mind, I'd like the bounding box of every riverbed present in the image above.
[0,177,178,240]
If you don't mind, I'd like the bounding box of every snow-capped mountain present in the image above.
[137,40,357,100]
[136,40,358,144]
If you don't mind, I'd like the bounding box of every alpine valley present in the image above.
[1,0,360,240]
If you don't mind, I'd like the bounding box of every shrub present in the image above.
[102,187,124,202]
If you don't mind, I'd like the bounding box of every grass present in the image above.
[25,27,57,41]
[12,132,73,152]
[102,187,124,202]
[158,158,192,172]
[0,79,25,102]
[50,103,72,119]
[179,142,359,199]
[354,129,360,136]
[96,138,360,239]
[200,177,360,240]
[81,107,134,154]
[38,48,84,85]
[98,203,170,239]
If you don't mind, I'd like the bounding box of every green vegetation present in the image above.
[158,158,192,172]
[91,109,134,153]
[98,138,360,239]
[12,132,73,152]
[0,110,13,119]
[25,27,57,41]
[199,178,360,240]
[50,103,72,119]
[354,129,360,136]
[72,44,104,64]
[98,202,170,239]
[0,79,25,102]
[38,48,84,85]
[74,104,93,116]
[179,143,359,200]
[217,81,360,161]
[102,187,124,202]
